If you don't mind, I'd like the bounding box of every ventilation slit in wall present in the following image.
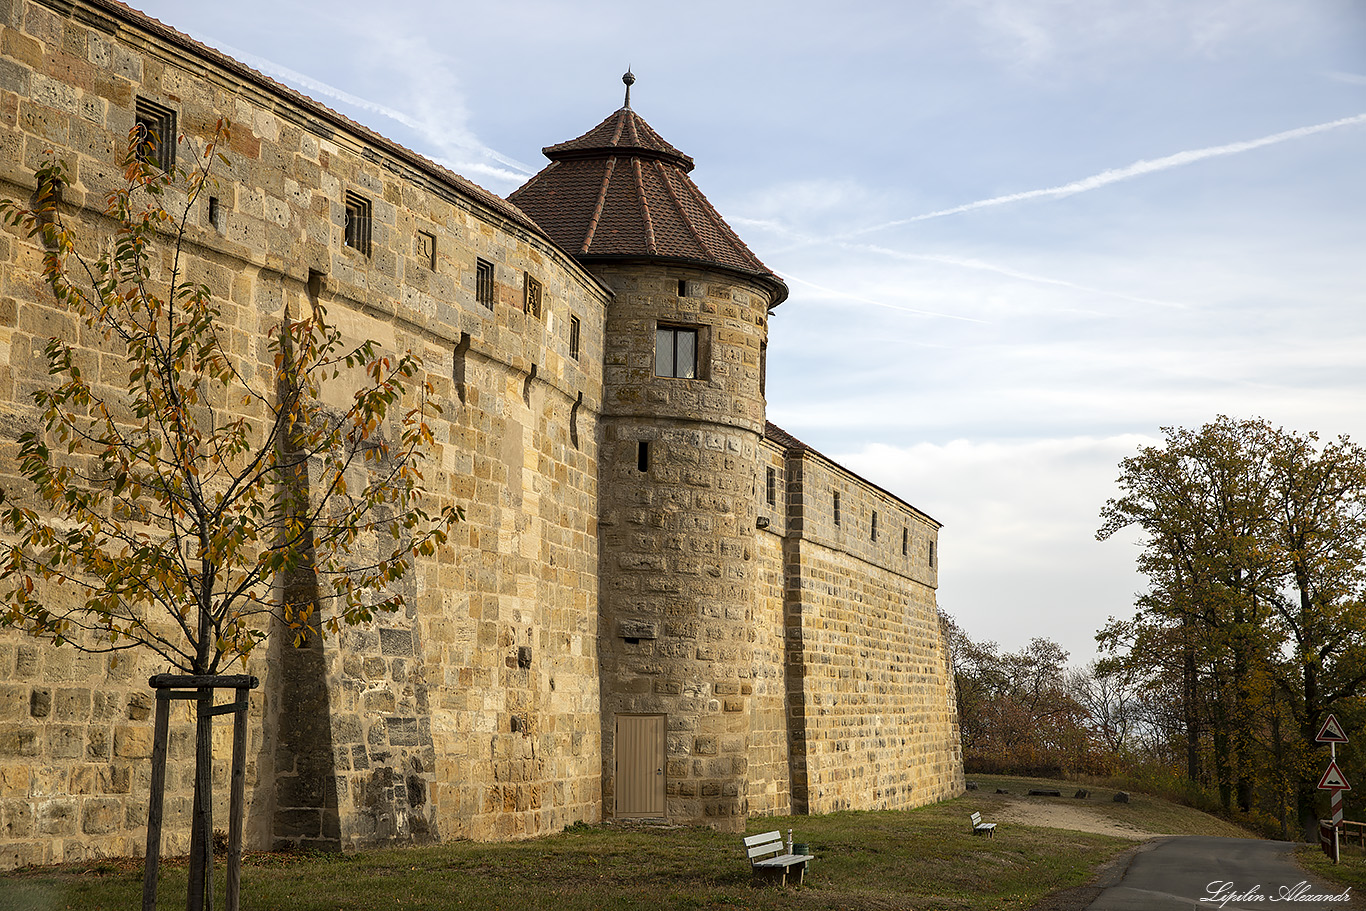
[637,441,650,473]
[453,332,471,404]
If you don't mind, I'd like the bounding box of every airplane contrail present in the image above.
[849,112,1366,236]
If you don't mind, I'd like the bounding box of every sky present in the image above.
[130,0,1366,667]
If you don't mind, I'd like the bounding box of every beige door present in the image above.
[615,714,666,817]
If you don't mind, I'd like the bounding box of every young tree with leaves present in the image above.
[0,123,460,908]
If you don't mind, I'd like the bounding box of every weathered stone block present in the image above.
[81,799,121,835]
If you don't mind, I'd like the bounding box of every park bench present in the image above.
[743,830,815,886]
[970,811,997,837]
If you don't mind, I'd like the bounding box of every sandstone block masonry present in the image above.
[0,0,962,868]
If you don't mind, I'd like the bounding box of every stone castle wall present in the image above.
[747,440,792,817]
[0,0,608,866]
[0,0,962,869]
[781,448,963,814]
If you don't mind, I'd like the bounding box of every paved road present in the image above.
[1086,836,1357,909]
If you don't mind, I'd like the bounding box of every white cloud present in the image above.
[207,38,536,188]
[830,435,1159,662]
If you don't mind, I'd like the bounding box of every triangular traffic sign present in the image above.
[1317,714,1349,743]
[1318,759,1351,791]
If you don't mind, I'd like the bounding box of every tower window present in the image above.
[524,273,542,318]
[929,540,936,568]
[902,528,908,557]
[569,315,581,360]
[207,196,221,231]
[871,511,878,542]
[134,97,176,172]
[637,441,650,473]
[476,258,495,309]
[344,191,371,255]
[766,467,776,507]
[655,326,698,379]
[678,279,687,296]
[833,492,841,527]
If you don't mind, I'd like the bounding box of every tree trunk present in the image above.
[1183,632,1200,784]
[187,687,215,911]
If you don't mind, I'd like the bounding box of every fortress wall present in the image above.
[783,449,963,814]
[0,0,608,866]
[744,439,790,817]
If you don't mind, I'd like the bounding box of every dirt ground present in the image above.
[992,798,1158,841]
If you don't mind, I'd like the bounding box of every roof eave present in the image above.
[578,254,788,307]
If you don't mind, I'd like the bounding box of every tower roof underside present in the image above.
[509,108,787,305]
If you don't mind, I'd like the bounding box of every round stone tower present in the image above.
[509,74,787,829]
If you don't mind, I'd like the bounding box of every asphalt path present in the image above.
[1085,836,1357,910]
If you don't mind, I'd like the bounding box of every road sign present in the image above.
[1317,714,1349,744]
[1318,759,1351,791]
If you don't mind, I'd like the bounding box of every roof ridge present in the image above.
[582,156,616,255]
[632,158,658,255]
[657,161,717,262]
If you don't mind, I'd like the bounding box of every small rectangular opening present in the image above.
[476,258,495,309]
[678,279,687,296]
[134,97,176,171]
[902,527,908,557]
[569,314,581,360]
[207,196,221,230]
[871,511,878,541]
[766,466,776,507]
[929,540,936,568]
[344,191,372,255]
[637,441,649,473]
[833,491,841,526]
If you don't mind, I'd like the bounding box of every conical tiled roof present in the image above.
[509,105,787,305]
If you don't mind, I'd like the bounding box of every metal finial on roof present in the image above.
[623,68,635,109]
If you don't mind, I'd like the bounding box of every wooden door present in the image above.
[615,714,665,817]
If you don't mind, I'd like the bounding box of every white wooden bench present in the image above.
[743,830,815,886]
[970,811,996,837]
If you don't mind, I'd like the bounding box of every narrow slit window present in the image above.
[833,491,841,527]
[902,528,908,557]
[655,326,698,379]
[476,258,495,309]
[134,97,176,172]
[637,441,650,473]
[766,467,776,507]
[929,541,936,568]
[207,196,221,230]
[344,191,372,256]
[678,279,687,296]
[569,314,581,360]
[871,511,878,542]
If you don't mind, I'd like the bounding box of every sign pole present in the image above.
[1316,714,1350,866]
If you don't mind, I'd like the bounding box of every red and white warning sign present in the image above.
[1318,759,1351,791]
[1317,714,1349,744]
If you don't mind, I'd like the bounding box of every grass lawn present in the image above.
[1298,840,1366,895]
[0,776,1257,911]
